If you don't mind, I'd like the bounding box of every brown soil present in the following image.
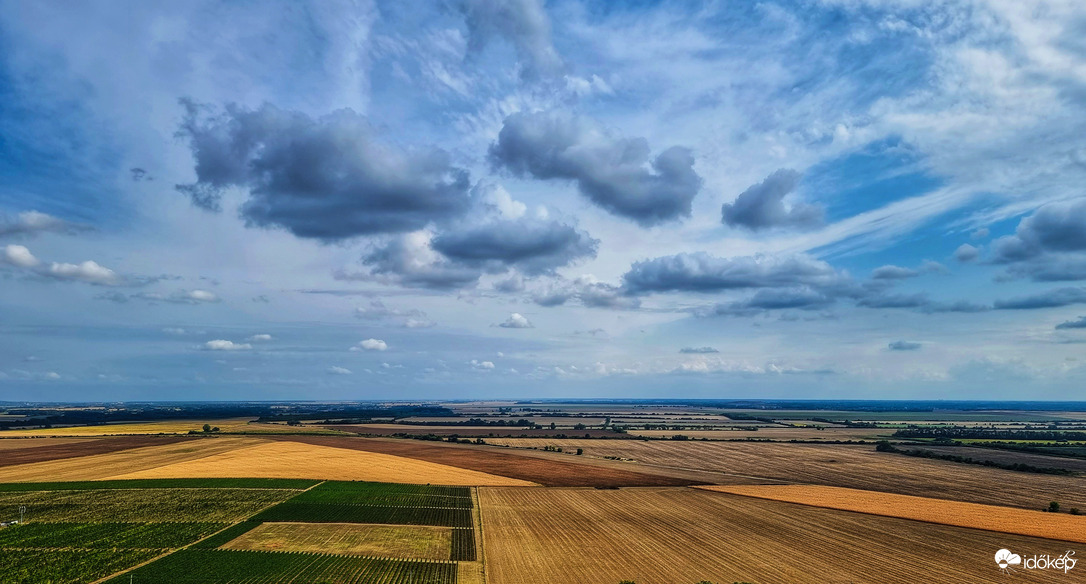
[0,436,194,468]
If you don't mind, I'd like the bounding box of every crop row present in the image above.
[0,478,317,492]
[0,488,293,523]
[0,522,224,550]
[190,521,262,549]
[450,527,475,562]
[252,502,473,528]
[293,491,473,509]
[0,548,160,584]
[299,481,471,500]
[103,549,457,584]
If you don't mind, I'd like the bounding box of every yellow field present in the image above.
[700,484,1086,543]
[0,418,334,437]
[479,486,1075,584]
[485,439,1086,510]
[106,440,537,485]
[0,437,267,482]
[0,437,87,450]
[221,522,453,559]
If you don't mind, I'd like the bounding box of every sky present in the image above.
[2,0,1086,401]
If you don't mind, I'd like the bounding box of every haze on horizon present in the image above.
[2,0,1086,401]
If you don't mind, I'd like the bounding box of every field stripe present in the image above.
[698,484,1086,544]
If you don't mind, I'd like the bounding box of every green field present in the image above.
[0,488,294,523]
[0,549,162,584]
[0,522,224,549]
[0,478,319,492]
[101,549,458,584]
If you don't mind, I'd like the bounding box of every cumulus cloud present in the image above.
[497,312,533,328]
[328,366,352,375]
[1056,316,1086,330]
[623,253,844,294]
[954,243,980,262]
[203,340,252,351]
[44,261,121,286]
[527,276,640,309]
[3,244,40,268]
[721,169,822,231]
[353,338,388,351]
[993,287,1086,310]
[431,217,598,275]
[489,111,702,226]
[493,275,526,293]
[992,199,1086,263]
[176,101,472,240]
[470,359,496,370]
[0,211,91,238]
[458,0,562,80]
[345,232,481,290]
[888,340,922,351]
[680,347,719,354]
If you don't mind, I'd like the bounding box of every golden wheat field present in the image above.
[0,437,268,481]
[106,440,537,485]
[479,486,1076,584]
[485,439,1086,510]
[221,522,455,559]
[699,484,1086,543]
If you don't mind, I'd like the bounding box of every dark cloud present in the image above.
[493,275,525,293]
[623,253,844,294]
[337,235,481,290]
[129,167,152,182]
[888,340,921,351]
[1056,316,1086,329]
[0,211,92,238]
[991,199,1086,278]
[458,0,562,81]
[706,287,835,317]
[680,346,719,354]
[954,243,980,262]
[871,265,919,280]
[527,277,640,309]
[721,169,822,231]
[1000,256,1086,282]
[489,111,702,226]
[856,292,989,313]
[431,217,598,275]
[993,287,1086,310]
[176,100,472,240]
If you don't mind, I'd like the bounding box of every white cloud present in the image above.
[497,312,533,328]
[471,359,495,370]
[45,261,120,286]
[247,334,273,342]
[2,244,39,268]
[186,289,219,303]
[203,340,252,351]
[328,365,352,375]
[352,338,388,351]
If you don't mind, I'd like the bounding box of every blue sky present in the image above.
[2,0,1086,401]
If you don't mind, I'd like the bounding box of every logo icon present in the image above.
[995,548,1022,573]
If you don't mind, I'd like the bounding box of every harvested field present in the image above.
[268,435,699,487]
[914,444,1086,473]
[0,436,194,469]
[485,439,1086,509]
[106,440,536,486]
[221,522,453,560]
[699,484,1086,543]
[629,426,887,441]
[479,486,1075,584]
[0,437,268,482]
[324,424,621,438]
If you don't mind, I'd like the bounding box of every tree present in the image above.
[1049,501,1061,513]
[576,448,584,455]
[550,422,556,430]
[202,423,211,433]
[875,440,895,452]
[1070,508,1081,515]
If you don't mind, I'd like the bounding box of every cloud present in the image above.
[623,253,844,294]
[470,359,496,370]
[680,347,719,354]
[176,101,472,240]
[404,318,436,328]
[0,211,91,238]
[489,110,702,226]
[458,0,562,80]
[203,340,252,351]
[431,217,598,275]
[44,261,121,286]
[493,275,526,293]
[721,169,822,231]
[353,338,388,351]
[2,244,40,268]
[992,199,1086,263]
[247,334,273,342]
[954,243,980,262]
[527,276,640,309]
[706,287,836,316]
[100,289,220,304]
[355,300,425,320]
[994,287,1086,310]
[498,312,533,328]
[341,232,481,290]
[1056,316,1086,330]
[328,366,352,375]
[871,265,919,280]
[888,340,922,351]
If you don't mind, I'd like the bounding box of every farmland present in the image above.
[0,487,294,523]
[479,486,1077,584]
[221,522,455,560]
